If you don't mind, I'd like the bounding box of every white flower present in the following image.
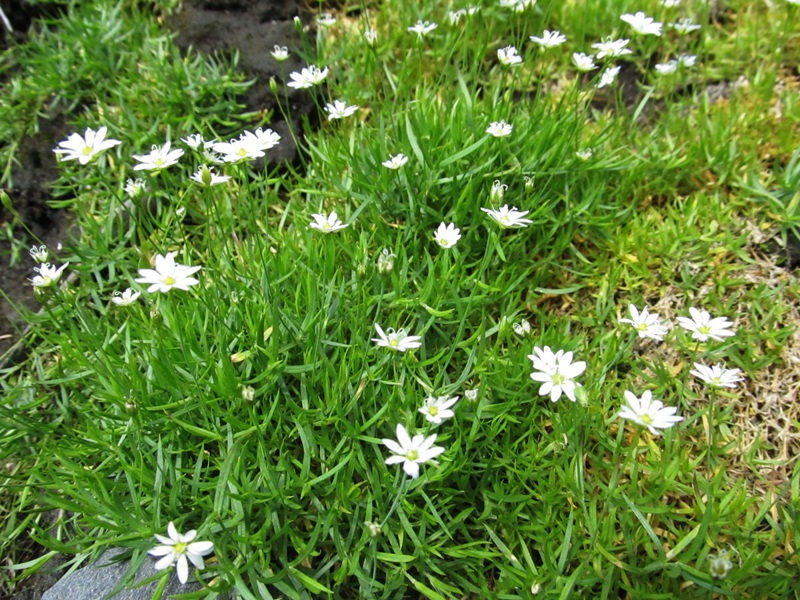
[676,307,736,342]
[408,20,437,37]
[490,180,508,202]
[486,120,512,137]
[325,100,359,120]
[434,222,461,248]
[576,148,593,161]
[481,204,532,228]
[212,128,280,163]
[148,522,214,585]
[709,550,734,580]
[211,137,263,162]
[661,0,682,6]
[202,147,224,164]
[372,323,422,352]
[690,363,745,388]
[670,18,701,34]
[447,9,465,24]
[376,249,396,274]
[596,66,621,88]
[655,61,678,74]
[132,142,184,172]
[112,288,141,306]
[124,178,147,198]
[512,319,531,337]
[528,346,586,402]
[365,521,382,536]
[190,165,231,187]
[248,128,281,150]
[620,12,662,36]
[619,304,669,341]
[591,38,632,59]
[271,45,289,61]
[287,65,329,89]
[364,28,378,45]
[618,390,683,436]
[572,52,597,72]
[53,126,121,165]
[464,388,479,402]
[29,245,48,263]
[382,424,444,479]
[529,30,566,48]
[498,46,523,67]
[527,345,559,373]
[309,211,348,233]
[499,0,536,12]
[419,395,459,424]
[31,262,68,288]
[678,53,697,67]
[382,153,408,169]
[181,134,205,150]
[316,12,336,27]
[135,252,201,293]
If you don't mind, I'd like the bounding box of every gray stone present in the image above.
[40,548,227,600]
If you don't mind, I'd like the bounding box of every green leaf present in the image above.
[376,552,416,563]
[290,567,334,594]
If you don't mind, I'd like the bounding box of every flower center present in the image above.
[429,406,439,416]
[155,158,164,166]
[82,146,93,155]
[641,414,653,424]
[699,325,710,334]
[405,450,419,461]
[552,372,565,385]
[164,276,176,285]
[637,323,647,331]
[174,541,188,555]
[388,338,399,348]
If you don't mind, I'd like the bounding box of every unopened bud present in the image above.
[490,180,507,202]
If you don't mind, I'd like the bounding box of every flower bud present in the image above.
[490,180,507,202]
[376,249,395,274]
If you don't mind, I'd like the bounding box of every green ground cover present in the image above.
[1,0,799,598]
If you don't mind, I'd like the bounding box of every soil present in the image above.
[0,0,315,361]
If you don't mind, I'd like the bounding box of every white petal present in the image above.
[403,460,420,479]
[148,545,174,557]
[383,439,405,454]
[176,555,189,584]
[395,424,411,448]
[153,553,176,571]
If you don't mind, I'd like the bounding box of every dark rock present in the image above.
[39,549,229,600]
